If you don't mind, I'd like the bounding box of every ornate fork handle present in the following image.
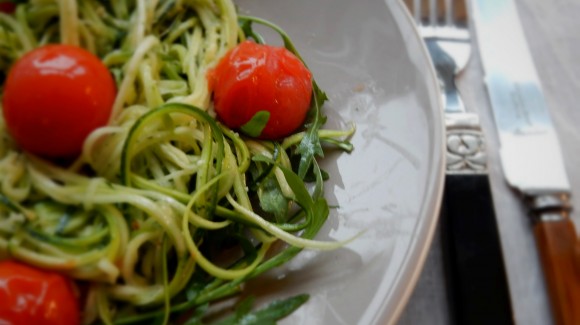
[445,113,487,174]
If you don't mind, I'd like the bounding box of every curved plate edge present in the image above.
[382,0,446,324]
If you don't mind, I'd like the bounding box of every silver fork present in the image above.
[413,0,471,115]
[402,0,515,324]
[406,0,484,171]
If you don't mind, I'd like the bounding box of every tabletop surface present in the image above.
[397,0,580,324]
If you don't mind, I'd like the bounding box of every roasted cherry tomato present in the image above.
[0,2,16,13]
[2,44,116,158]
[209,40,312,139]
[0,260,80,325]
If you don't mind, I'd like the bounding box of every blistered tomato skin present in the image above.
[2,44,116,158]
[209,40,313,139]
[0,260,80,325]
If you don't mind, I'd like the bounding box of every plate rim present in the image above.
[382,0,446,324]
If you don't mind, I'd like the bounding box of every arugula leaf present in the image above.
[258,175,289,223]
[0,192,28,216]
[239,18,265,44]
[181,304,209,325]
[235,296,256,319]
[241,111,270,138]
[215,294,309,325]
[278,166,314,209]
[294,84,327,179]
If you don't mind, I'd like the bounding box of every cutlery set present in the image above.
[404,0,579,324]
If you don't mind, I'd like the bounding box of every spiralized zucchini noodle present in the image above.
[0,0,355,324]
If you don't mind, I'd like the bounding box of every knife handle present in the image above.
[534,217,580,325]
[442,174,514,325]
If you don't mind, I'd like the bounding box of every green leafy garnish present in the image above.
[258,175,289,223]
[240,111,270,138]
[0,5,357,325]
[215,295,310,325]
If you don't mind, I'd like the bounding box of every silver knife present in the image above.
[472,1,580,324]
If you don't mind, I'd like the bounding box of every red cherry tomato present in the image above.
[2,44,116,158]
[0,2,16,13]
[209,40,313,139]
[0,260,80,325]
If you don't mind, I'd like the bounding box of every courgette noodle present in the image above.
[0,0,355,324]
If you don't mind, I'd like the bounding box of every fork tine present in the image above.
[454,0,467,23]
[444,0,453,26]
[429,0,437,26]
[412,0,421,24]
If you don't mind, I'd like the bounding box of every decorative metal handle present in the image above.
[442,112,514,324]
[527,193,572,223]
[445,113,487,174]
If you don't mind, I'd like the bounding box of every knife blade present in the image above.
[472,1,580,324]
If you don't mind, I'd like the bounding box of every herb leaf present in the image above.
[241,111,270,138]
[215,294,309,325]
[295,85,327,179]
[258,175,289,223]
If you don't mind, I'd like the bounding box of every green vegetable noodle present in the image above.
[0,0,355,323]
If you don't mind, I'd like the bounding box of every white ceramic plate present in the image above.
[236,0,445,324]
